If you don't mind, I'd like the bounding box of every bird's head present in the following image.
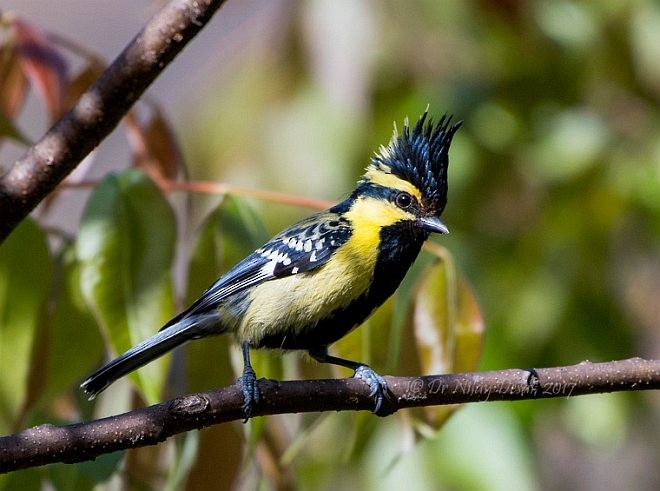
[346,111,461,237]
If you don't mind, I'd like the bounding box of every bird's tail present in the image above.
[80,314,217,399]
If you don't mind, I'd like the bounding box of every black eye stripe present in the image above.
[356,182,422,206]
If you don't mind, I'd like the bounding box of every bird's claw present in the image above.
[354,365,389,414]
[237,366,260,422]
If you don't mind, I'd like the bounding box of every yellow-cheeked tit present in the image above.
[81,111,461,416]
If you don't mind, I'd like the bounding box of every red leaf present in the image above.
[65,61,105,111]
[0,43,28,119]
[10,16,68,122]
[124,106,184,182]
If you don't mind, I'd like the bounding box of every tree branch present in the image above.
[1,358,658,473]
[0,0,227,243]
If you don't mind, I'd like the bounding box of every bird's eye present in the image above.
[395,192,412,209]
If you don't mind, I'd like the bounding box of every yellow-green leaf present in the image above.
[411,245,484,429]
[0,219,51,433]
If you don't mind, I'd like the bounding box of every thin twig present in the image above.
[0,358,658,473]
[62,178,334,210]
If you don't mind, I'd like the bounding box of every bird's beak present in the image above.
[417,215,449,234]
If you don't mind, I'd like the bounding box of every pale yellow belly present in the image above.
[237,241,377,345]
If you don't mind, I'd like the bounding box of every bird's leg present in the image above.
[237,341,260,421]
[309,347,389,414]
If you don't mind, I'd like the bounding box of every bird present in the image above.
[81,111,461,417]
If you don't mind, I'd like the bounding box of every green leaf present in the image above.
[77,170,176,404]
[0,219,51,433]
[46,451,123,491]
[411,245,484,430]
[40,247,103,403]
[0,468,41,491]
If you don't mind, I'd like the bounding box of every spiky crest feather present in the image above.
[366,111,461,214]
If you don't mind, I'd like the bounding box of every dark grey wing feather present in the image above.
[161,211,352,329]
[260,212,352,276]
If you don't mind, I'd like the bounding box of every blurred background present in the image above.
[1,1,660,490]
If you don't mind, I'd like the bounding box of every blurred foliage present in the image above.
[1,1,660,490]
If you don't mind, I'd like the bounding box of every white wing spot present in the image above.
[304,240,312,252]
[260,261,276,276]
[292,266,299,274]
[310,250,317,262]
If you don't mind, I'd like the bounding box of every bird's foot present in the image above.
[354,365,389,414]
[237,365,260,422]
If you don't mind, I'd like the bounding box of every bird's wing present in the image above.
[161,211,352,329]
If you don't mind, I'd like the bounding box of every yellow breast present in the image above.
[236,238,374,343]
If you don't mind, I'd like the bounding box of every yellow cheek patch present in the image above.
[363,165,423,203]
[343,196,414,257]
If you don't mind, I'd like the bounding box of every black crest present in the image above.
[369,111,461,213]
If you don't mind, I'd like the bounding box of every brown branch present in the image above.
[1,357,658,473]
[0,0,227,243]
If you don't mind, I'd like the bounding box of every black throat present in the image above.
[368,221,428,306]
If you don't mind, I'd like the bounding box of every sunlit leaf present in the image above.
[414,258,454,376]
[452,275,485,374]
[410,245,484,429]
[0,219,52,434]
[9,15,68,121]
[77,170,176,404]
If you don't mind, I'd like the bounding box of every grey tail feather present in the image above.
[80,314,217,399]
